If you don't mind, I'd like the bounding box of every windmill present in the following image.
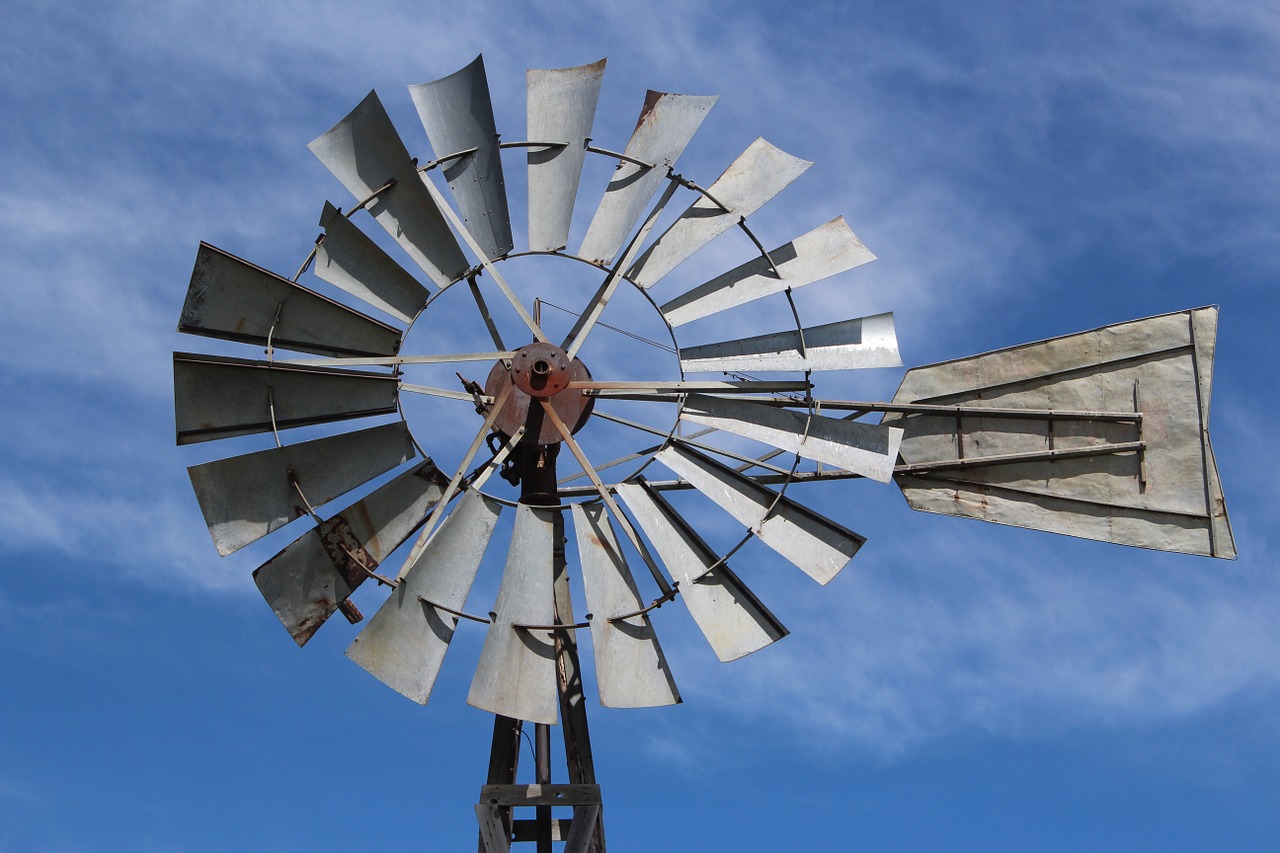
[174,56,1234,851]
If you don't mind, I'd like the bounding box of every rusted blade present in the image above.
[315,202,430,324]
[409,55,513,260]
[173,352,398,445]
[308,90,468,287]
[615,479,786,662]
[655,444,864,584]
[626,138,812,288]
[680,394,904,483]
[569,503,680,708]
[526,59,606,252]
[346,489,503,704]
[188,421,416,556]
[178,243,401,357]
[886,306,1235,558]
[660,217,876,327]
[468,505,559,724]
[679,313,902,374]
[253,459,450,646]
[577,91,717,265]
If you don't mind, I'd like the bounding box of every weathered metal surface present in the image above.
[346,489,503,703]
[314,202,430,323]
[680,394,904,483]
[178,243,401,357]
[885,307,1235,558]
[187,421,416,556]
[659,217,875,327]
[569,503,680,708]
[656,444,863,585]
[173,352,399,445]
[576,91,717,265]
[253,459,450,645]
[469,505,559,724]
[308,90,468,287]
[527,60,605,252]
[626,138,812,288]
[485,354,593,445]
[409,55,513,260]
[615,480,786,662]
[572,379,808,395]
[679,313,902,374]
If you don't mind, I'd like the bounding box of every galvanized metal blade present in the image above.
[253,458,451,646]
[655,444,864,585]
[681,394,904,483]
[526,59,606,252]
[468,504,559,724]
[346,489,503,704]
[178,243,401,357]
[660,217,875,327]
[576,91,717,265]
[409,55,513,260]
[569,503,680,708]
[188,421,416,556]
[315,202,430,323]
[886,306,1235,558]
[308,90,468,287]
[173,352,399,445]
[615,480,786,662]
[679,313,902,374]
[626,138,812,288]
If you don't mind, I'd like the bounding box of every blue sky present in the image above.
[3,0,1279,850]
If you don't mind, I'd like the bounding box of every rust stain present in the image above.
[634,90,663,134]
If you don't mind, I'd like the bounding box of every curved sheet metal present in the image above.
[179,243,401,357]
[679,313,902,374]
[188,421,416,556]
[615,479,786,662]
[409,55,513,260]
[655,444,863,585]
[315,202,430,324]
[346,489,503,704]
[173,352,399,445]
[660,217,876,327]
[527,59,606,252]
[627,138,812,288]
[885,306,1235,558]
[308,90,468,287]
[468,504,559,724]
[253,459,450,646]
[577,91,717,265]
[569,503,680,708]
[680,394,904,483]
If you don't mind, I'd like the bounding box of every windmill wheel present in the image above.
[175,55,1234,729]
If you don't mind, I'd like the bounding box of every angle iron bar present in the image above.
[512,619,593,633]
[584,144,655,170]
[416,146,479,173]
[418,594,493,625]
[789,399,1144,422]
[398,383,493,404]
[498,140,569,150]
[468,274,508,352]
[894,440,1147,475]
[665,171,732,213]
[606,585,681,623]
[280,351,513,367]
[735,217,783,279]
[1186,313,1218,555]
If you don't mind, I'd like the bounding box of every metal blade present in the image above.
[468,505,559,724]
[315,202,430,323]
[308,90,468,286]
[660,217,875,327]
[409,55,513,260]
[679,313,902,374]
[187,421,416,556]
[681,394,904,483]
[173,352,398,445]
[615,479,786,662]
[576,91,717,265]
[656,444,863,585]
[346,489,503,704]
[569,503,680,708]
[253,459,450,646]
[527,59,606,252]
[178,243,401,357]
[886,306,1235,558]
[627,138,812,288]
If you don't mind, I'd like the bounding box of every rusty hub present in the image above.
[485,342,594,445]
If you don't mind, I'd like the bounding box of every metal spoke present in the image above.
[278,351,513,367]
